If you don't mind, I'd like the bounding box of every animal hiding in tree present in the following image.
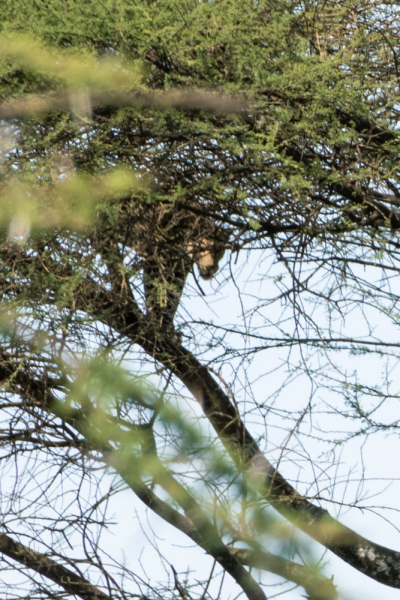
[128,202,228,329]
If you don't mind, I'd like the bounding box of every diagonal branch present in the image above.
[0,352,267,600]
[2,245,400,587]
[125,478,338,600]
[145,332,400,588]
[0,532,111,600]
[0,348,338,600]
[231,548,337,600]
[93,295,400,588]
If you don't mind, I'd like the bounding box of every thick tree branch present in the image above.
[230,548,337,600]
[125,479,338,600]
[0,352,267,600]
[91,296,400,588]
[0,348,339,600]
[0,532,111,600]
[3,244,399,587]
[145,333,400,588]
[1,238,400,587]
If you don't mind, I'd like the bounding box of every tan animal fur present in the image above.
[188,239,226,280]
[97,200,229,329]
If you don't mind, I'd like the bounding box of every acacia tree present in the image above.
[1,1,400,599]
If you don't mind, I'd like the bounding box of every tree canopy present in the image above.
[1,1,400,599]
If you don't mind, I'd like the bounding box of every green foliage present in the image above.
[0,33,143,92]
[0,169,144,237]
[1,0,398,240]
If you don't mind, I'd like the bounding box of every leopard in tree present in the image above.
[112,200,230,330]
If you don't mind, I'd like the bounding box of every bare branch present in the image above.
[0,532,111,600]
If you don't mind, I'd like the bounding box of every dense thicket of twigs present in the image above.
[1,1,400,599]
